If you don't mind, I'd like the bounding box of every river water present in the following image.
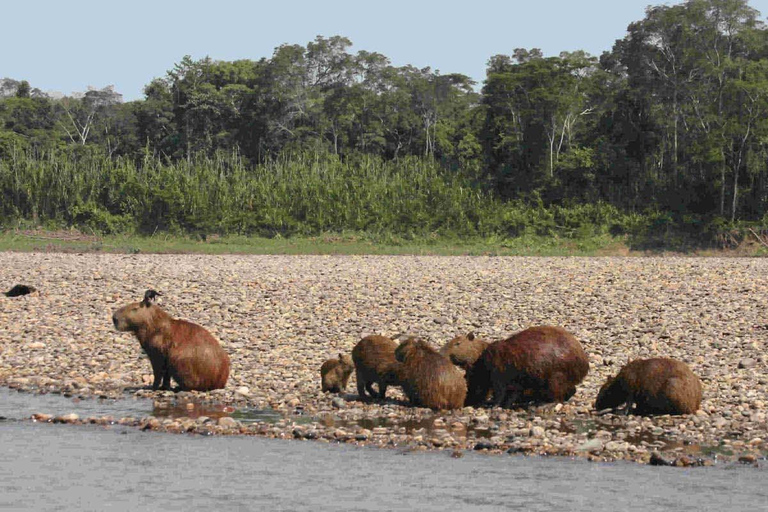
[0,389,765,512]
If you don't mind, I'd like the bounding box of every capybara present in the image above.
[351,335,399,400]
[440,332,489,369]
[594,358,702,415]
[320,353,354,393]
[5,284,36,297]
[392,338,467,410]
[465,326,589,407]
[440,332,491,400]
[112,290,230,391]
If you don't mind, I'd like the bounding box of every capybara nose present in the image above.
[112,316,119,329]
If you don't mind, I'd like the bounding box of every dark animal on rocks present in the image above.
[5,285,37,297]
[351,335,399,400]
[320,353,354,393]
[465,326,589,407]
[392,338,467,410]
[112,289,230,391]
[595,358,702,415]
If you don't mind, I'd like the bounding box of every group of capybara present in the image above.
[324,325,703,416]
[8,285,703,417]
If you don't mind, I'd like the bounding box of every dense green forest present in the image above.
[3,0,768,248]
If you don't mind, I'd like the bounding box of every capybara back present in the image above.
[394,338,466,410]
[466,326,589,407]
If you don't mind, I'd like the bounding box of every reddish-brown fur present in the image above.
[440,332,489,369]
[112,292,230,391]
[351,335,400,400]
[465,326,589,407]
[392,338,467,410]
[320,353,354,393]
[595,358,702,415]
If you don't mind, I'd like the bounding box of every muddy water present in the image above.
[1,389,766,511]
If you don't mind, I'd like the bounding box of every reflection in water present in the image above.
[152,400,235,420]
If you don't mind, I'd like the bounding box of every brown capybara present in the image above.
[392,338,467,410]
[595,358,702,415]
[320,353,355,393]
[5,284,36,297]
[351,335,399,400]
[440,332,491,399]
[112,290,230,391]
[440,332,489,369]
[465,326,589,407]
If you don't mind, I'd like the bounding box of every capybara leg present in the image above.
[562,385,577,402]
[378,383,388,399]
[492,380,508,407]
[357,378,369,400]
[160,367,172,391]
[623,394,635,415]
[546,372,571,403]
[151,362,165,391]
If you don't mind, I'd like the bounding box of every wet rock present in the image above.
[53,413,79,424]
[218,417,239,428]
[576,439,604,453]
[331,397,346,409]
[31,413,52,422]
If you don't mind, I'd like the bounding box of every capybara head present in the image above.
[440,332,488,368]
[338,353,354,369]
[112,289,162,332]
[594,375,622,410]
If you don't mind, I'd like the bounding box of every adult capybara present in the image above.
[465,326,589,407]
[595,358,702,415]
[320,353,354,393]
[392,338,467,410]
[351,335,399,400]
[112,290,230,391]
[5,284,36,297]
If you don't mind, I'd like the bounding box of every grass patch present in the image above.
[0,230,636,256]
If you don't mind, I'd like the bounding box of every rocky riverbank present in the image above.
[1,253,766,466]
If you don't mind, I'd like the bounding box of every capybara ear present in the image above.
[467,332,475,341]
[142,289,162,306]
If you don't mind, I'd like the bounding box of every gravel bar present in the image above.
[1,253,766,466]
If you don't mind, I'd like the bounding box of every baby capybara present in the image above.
[320,353,355,393]
[595,358,702,415]
[351,335,399,400]
[392,338,467,410]
[465,326,589,407]
[112,290,230,391]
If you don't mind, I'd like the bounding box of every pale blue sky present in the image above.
[4,0,768,101]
